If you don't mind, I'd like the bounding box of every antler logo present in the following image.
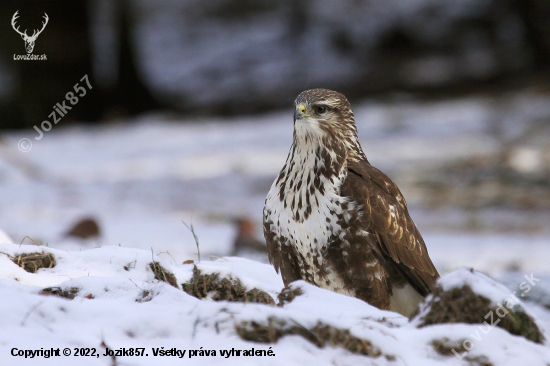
[11,10,49,54]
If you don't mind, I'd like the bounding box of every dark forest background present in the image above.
[0,0,549,130]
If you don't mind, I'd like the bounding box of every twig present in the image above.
[128,278,145,292]
[157,250,177,265]
[21,301,45,326]
[0,251,15,260]
[182,221,200,263]
[100,336,117,366]
[209,255,228,262]
[19,236,41,247]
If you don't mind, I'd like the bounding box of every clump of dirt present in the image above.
[182,266,275,305]
[149,262,179,289]
[432,337,469,356]
[64,217,101,240]
[136,289,153,303]
[12,253,56,273]
[418,285,544,344]
[432,338,493,366]
[40,287,79,299]
[236,317,381,357]
[277,285,303,306]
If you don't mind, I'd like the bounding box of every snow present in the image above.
[424,233,550,275]
[0,243,549,365]
[0,229,13,244]
[415,267,549,338]
[438,267,527,304]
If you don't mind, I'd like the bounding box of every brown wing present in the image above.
[263,217,302,286]
[342,161,439,296]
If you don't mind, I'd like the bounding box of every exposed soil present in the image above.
[40,287,79,299]
[277,285,303,306]
[182,265,275,305]
[236,317,381,357]
[12,252,56,273]
[149,262,179,289]
[418,284,544,344]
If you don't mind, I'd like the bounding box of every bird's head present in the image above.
[293,89,364,160]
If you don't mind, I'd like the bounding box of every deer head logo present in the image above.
[11,11,49,54]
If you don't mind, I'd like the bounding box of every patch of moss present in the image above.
[136,289,153,303]
[432,338,494,366]
[182,266,274,305]
[236,317,381,357]
[419,285,544,344]
[277,285,303,306]
[12,252,56,273]
[432,337,469,356]
[149,262,179,289]
[40,287,79,299]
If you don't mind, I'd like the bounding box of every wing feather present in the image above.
[344,162,439,296]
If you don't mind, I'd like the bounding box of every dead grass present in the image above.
[149,262,179,289]
[419,285,544,344]
[12,253,56,273]
[182,265,275,305]
[432,338,494,366]
[40,287,79,299]
[136,290,153,303]
[432,337,494,366]
[431,337,469,356]
[236,317,381,357]
[277,285,303,306]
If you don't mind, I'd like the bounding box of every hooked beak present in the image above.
[294,104,306,121]
[294,109,303,121]
[294,103,318,122]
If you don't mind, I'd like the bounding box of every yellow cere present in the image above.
[297,104,317,118]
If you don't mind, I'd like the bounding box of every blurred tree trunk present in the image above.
[512,0,550,70]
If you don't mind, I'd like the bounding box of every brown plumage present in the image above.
[263,89,439,317]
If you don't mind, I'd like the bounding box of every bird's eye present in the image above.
[315,106,327,114]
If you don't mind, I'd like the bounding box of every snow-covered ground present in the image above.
[0,242,548,366]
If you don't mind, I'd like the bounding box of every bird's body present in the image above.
[263,89,439,317]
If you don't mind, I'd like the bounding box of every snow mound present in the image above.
[413,267,547,345]
[0,244,549,365]
[0,228,13,244]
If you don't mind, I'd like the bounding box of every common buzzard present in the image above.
[263,89,439,317]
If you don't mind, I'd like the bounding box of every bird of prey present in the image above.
[263,89,439,318]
